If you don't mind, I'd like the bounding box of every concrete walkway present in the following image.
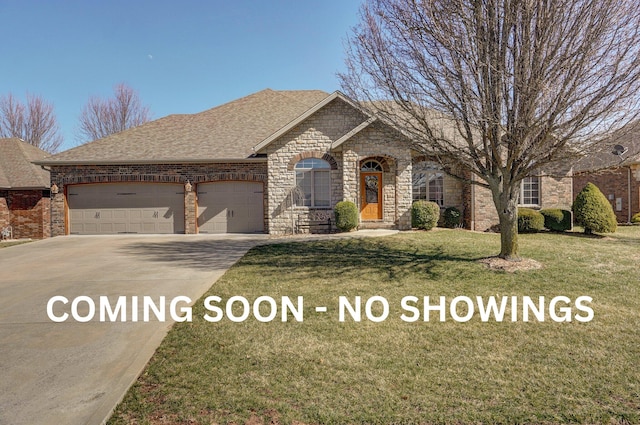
[0,230,398,425]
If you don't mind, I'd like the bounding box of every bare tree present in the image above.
[340,0,640,260]
[77,83,151,142]
[0,93,63,153]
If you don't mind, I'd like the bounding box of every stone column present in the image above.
[184,181,196,234]
[50,184,66,237]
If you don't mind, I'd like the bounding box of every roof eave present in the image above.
[331,117,377,148]
[34,157,268,166]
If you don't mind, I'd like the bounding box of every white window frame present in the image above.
[519,176,541,207]
[412,162,445,207]
[295,158,331,208]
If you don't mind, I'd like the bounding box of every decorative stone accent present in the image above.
[287,151,338,171]
[265,97,364,234]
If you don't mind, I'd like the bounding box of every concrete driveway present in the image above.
[0,234,268,425]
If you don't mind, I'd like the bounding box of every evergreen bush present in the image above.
[572,183,617,234]
[517,208,545,233]
[334,201,359,232]
[411,200,440,230]
[540,208,572,232]
[632,212,640,224]
[443,206,462,228]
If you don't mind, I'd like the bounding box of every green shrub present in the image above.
[540,208,572,232]
[411,200,440,230]
[443,206,462,228]
[334,201,358,232]
[632,212,640,224]
[572,183,617,234]
[517,208,545,233]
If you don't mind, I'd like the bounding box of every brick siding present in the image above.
[573,166,640,223]
[0,190,50,239]
[49,162,267,236]
[471,168,573,232]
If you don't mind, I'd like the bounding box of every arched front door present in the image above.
[360,160,383,220]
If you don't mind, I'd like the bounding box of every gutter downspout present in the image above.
[628,167,632,223]
[470,174,475,231]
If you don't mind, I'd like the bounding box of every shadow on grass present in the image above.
[541,229,640,249]
[117,236,483,280]
[240,238,483,281]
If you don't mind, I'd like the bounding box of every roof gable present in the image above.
[253,91,376,152]
[0,138,50,189]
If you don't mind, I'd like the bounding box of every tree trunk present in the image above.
[497,198,520,261]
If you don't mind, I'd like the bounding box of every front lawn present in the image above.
[108,227,640,425]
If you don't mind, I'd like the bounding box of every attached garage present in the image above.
[67,183,185,235]
[197,181,264,233]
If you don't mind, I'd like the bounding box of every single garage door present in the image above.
[197,181,264,233]
[68,183,185,234]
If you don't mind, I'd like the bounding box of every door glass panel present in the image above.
[365,175,379,203]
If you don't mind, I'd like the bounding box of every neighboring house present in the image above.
[573,123,640,223]
[0,138,51,239]
[36,89,573,236]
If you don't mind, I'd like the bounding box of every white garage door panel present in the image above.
[197,182,264,233]
[68,183,185,235]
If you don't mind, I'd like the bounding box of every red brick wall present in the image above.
[573,167,640,223]
[3,190,50,239]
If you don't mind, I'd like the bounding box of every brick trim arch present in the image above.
[287,151,338,171]
[359,156,391,173]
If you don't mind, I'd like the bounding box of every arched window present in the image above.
[412,162,444,206]
[295,158,331,207]
[361,160,383,172]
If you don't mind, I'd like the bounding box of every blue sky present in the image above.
[0,0,362,151]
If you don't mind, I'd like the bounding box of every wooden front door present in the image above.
[361,172,383,220]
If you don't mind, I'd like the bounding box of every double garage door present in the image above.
[67,182,263,235]
[68,183,185,235]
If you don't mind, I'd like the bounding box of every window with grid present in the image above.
[412,162,444,206]
[519,176,540,206]
[295,158,331,207]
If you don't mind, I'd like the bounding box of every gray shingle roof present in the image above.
[38,89,330,165]
[0,138,50,189]
[574,122,640,172]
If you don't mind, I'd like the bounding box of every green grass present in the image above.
[108,227,640,425]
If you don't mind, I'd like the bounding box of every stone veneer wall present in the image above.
[49,162,267,236]
[0,191,9,232]
[342,122,413,230]
[265,98,367,234]
[573,166,640,223]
